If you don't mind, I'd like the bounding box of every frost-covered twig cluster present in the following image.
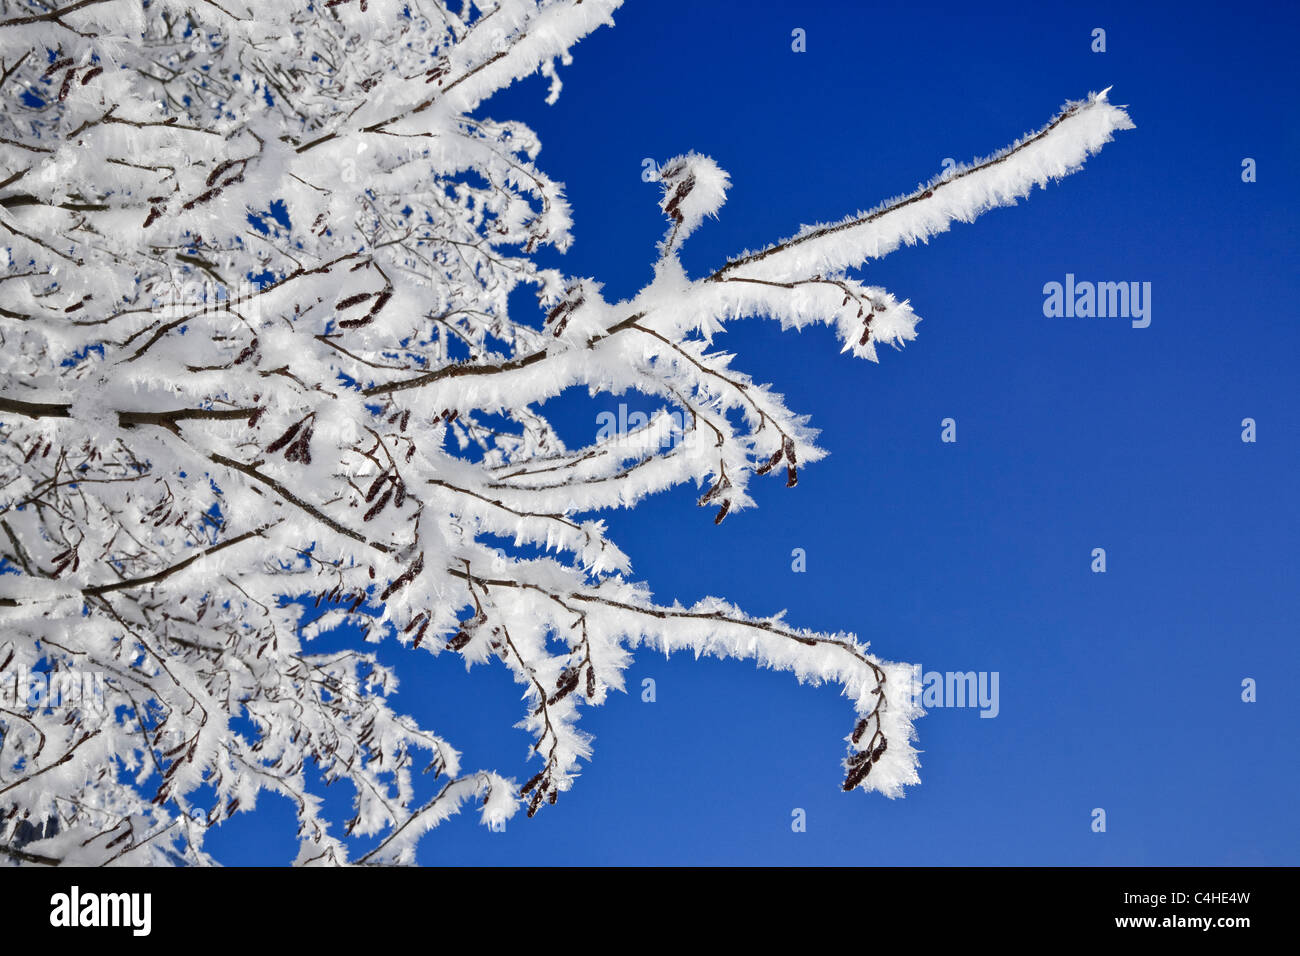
[0,0,1131,865]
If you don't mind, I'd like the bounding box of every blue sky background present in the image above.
[208,0,1299,865]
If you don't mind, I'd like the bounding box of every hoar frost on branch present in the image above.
[0,0,1132,865]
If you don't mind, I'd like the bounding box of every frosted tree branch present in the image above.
[0,0,1131,864]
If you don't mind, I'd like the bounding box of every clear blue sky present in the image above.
[210,0,1299,865]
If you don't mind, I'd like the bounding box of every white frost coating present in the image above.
[0,0,1130,865]
[720,90,1134,283]
[657,152,731,255]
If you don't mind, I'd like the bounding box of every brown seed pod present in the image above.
[697,477,727,506]
[755,447,784,476]
[379,553,423,601]
[284,430,312,464]
[362,486,391,521]
[266,419,303,454]
[336,291,375,310]
[338,312,375,330]
[43,58,73,78]
[850,718,868,744]
[842,757,874,792]
[859,315,874,346]
[520,769,546,797]
[663,173,696,224]
[548,668,581,705]
[364,471,389,503]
